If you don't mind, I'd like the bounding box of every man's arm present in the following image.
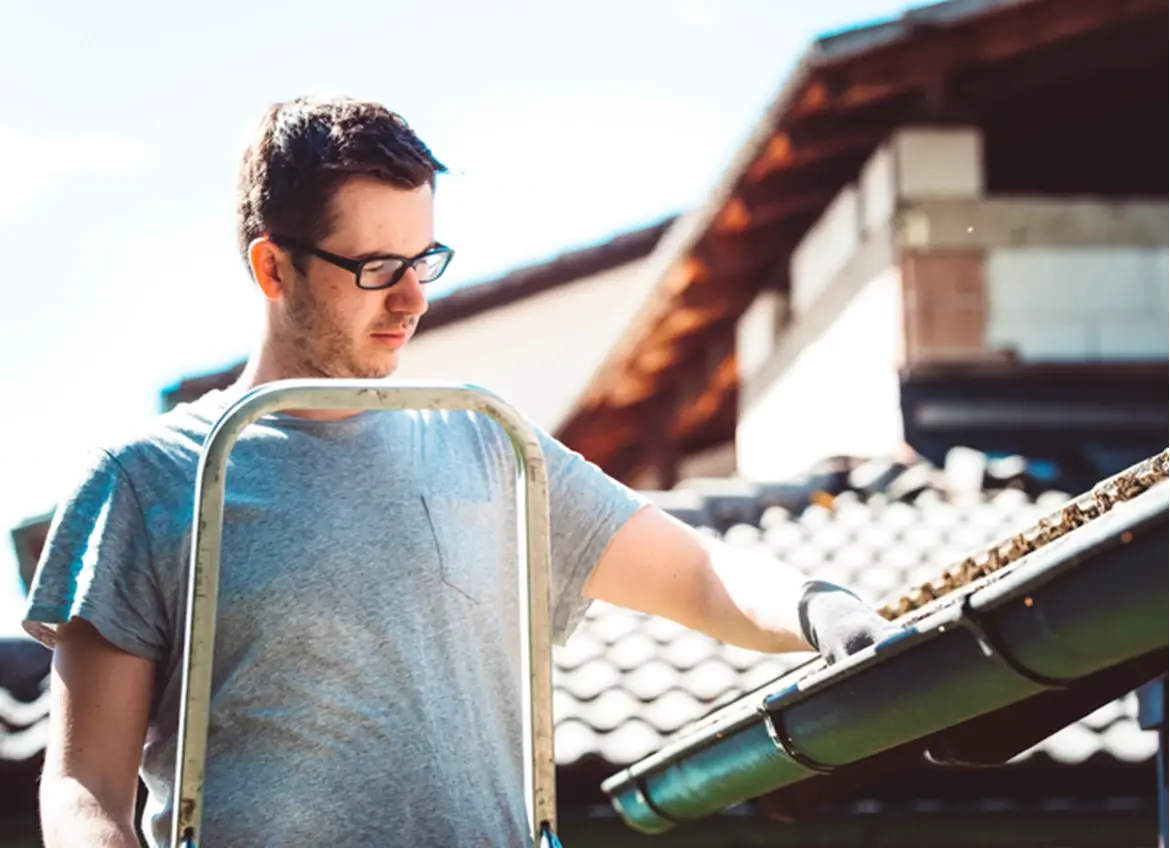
[584,505,894,662]
[41,618,154,848]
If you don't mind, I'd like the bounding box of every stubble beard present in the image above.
[283,277,395,381]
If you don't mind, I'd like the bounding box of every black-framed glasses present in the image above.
[269,234,455,290]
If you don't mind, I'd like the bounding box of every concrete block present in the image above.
[893,127,983,200]
[896,198,1169,250]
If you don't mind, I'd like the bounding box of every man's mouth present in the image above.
[371,328,410,349]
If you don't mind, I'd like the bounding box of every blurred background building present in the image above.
[4,0,1167,845]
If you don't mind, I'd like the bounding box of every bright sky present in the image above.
[0,0,909,633]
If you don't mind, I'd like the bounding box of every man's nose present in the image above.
[389,266,429,316]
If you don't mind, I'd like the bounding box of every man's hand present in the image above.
[797,580,900,665]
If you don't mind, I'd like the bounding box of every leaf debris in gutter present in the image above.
[879,448,1170,622]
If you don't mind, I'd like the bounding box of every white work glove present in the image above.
[798,580,900,665]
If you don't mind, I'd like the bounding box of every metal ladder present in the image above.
[170,379,562,847]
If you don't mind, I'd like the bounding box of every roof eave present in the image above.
[558,43,825,422]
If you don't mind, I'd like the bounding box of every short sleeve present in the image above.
[538,429,649,646]
[22,448,169,662]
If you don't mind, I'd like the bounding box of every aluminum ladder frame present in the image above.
[170,379,560,847]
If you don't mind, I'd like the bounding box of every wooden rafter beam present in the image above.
[709,191,832,244]
[567,413,645,461]
[647,395,683,489]
[621,394,740,487]
[653,256,708,304]
[650,259,758,318]
[741,192,836,232]
[794,0,1163,118]
[744,127,890,184]
[672,319,740,435]
[780,92,918,147]
[570,280,709,414]
[632,313,741,406]
[674,328,734,405]
[738,150,871,208]
[562,279,764,479]
[562,317,740,458]
[677,373,735,437]
[606,274,774,408]
[697,231,799,279]
[630,304,733,380]
[647,303,729,349]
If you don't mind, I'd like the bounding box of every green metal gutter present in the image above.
[601,475,1169,834]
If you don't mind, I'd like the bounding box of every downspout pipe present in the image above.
[601,481,1169,834]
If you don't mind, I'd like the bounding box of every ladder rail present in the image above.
[170,379,557,847]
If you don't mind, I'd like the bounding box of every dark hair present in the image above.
[235,95,447,270]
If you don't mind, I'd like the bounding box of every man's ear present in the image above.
[248,238,287,301]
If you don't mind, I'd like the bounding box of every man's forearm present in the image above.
[694,534,818,654]
[41,778,141,848]
[694,534,896,664]
[586,505,894,664]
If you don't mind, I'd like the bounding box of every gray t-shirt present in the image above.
[22,387,647,847]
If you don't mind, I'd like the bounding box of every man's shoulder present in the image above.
[96,390,228,487]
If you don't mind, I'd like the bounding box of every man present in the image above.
[23,95,896,847]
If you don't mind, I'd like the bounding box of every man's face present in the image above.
[278,176,434,379]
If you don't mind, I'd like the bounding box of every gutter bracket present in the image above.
[956,594,1074,690]
[762,699,836,775]
[634,777,690,826]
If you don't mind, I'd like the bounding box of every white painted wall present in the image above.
[735,289,783,383]
[394,258,657,433]
[986,247,1170,361]
[789,187,861,315]
[737,267,905,480]
[859,142,896,236]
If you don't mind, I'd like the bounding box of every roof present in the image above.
[0,638,49,764]
[813,0,1029,62]
[555,0,1169,483]
[9,513,51,595]
[552,449,1164,770]
[158,216,674,411]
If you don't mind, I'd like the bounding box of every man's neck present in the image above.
[228,345,366,422]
